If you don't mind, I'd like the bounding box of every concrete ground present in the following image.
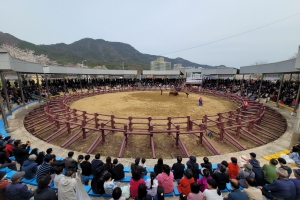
[5,101,299,200]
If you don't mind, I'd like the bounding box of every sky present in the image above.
[1,0,300,68]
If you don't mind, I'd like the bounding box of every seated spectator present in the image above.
[179,193,187,200]
[203,179,222,200]
[153,186,164,200]
[281,146,300,165]
[130,169,146,198]
[44,148,53,160]
[91,153,103,175]
[290,169,300,200]
[135,183,152,200]
[53,166,64,188]
[51,155,65,168]
[5,139,14,157]
[77,154,84,172]
[104,172,117,195]
[154,158,164,175]
[36,151,45,166]
[186,156,199,181]
[157,164,174,194]
[0,171,9,199]
[262,158,278,184]
[237,163,255,188]
[0,135,10,146]
[131,157,146,177]
[22,154,38,179]
[228,157,240,179]
[243,177,262,200]
[91,169,105,195]
[34,174,58,200]
[36,154,54,181]
[29,148,39,157]
[110,187,126,200]
[80,154,92,185]
[187,183,203,200]
[248,152,265,186]
[112,158,124,181]
[259,168,296,200]
[12,140,30,167]
[197,169,212,192]
[58,170,77,200]
[178,169,194,196]
[139,158,147,177]
[146,172,158,197]
[0,145,17,170]
[5,171,34,199]
[172,156,185,180]
[278,157,292,178]
[212,165,229,190]
[200,157,212,175]
[213,160,228,174]
[63,151,75,171]
[223,179,248,200]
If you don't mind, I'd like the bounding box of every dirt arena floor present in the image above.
[61,91,247,158]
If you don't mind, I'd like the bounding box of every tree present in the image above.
[288,53,297,60]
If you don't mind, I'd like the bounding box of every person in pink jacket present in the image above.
[156,164,174,193]
[188,182,203,200]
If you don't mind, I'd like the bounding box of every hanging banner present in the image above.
[263,74,281,80]
[203,75,218,79]
[218,75,235,80]
[4,73,17,80]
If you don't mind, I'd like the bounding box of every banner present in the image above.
[263,74,281,80]
[4,73,17,80]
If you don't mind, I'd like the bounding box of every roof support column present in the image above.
[79,76,82,92]
[17,72,25,107]
[289,73,292,87]
[44,74,49,100]
[216,77,219,90]
[63,75,66,94]
[0,72,12,115]
[292,82,300,115]
[0,86,9,131]
[36,74,41,103]
[276,74,284,107]
[258,73,264,98]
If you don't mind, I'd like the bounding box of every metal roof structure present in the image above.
[202,67,239,75]
[142,70,181,76]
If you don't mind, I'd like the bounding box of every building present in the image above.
[150,57,171,71]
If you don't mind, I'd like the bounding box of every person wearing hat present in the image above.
[228,157,240,179]
[237,163,255,188]
[0,171,8,200]
[186,156,200,181]
[0,145,17,171]
[12,139,31,168]
[5,138,14,157]
[290,169,300,200]
[5,171,34,199]
[21,154,38,179]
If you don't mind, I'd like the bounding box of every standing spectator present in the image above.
[228,157,240,179]
[135,183,152,200]
[223,179,248,200]
[243,177,263,200]
[110,187,126,200]
[5,171,34,199]
[12,140,30,168]
[5,139,14,157]
[278,157,292,178]
[91,153,103,175]
[187,182,203,200]
[63,151,75,171]
[186,156,199,181]
[154,158,164,175]
[262,158,278,184]
[197,169,212,192]
[237,164,255,188]
[172,156,185,180]
[112,158,124,181]
[203,179,222,200]
[259,168,296,200]
[157,165,174,193]
[80,155,92,185]
[53,166,64,188]
[34,175,58,200]
[21,154,38,179]
[248,154,265,186]
[58,170,76,200]
[212,165,229,190]
[290,169,300,200]
[0,171,9,200]
[0,145,17,170]
[130,169,146,198]
[178,169,194,196]
[36,154,54,181]
[200,157,212,175]
[145,172,158,197]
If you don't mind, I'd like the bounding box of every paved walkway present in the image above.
[5,101,298,199]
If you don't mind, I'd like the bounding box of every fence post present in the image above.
[236,117,241,139]
[248,116,254,132]
[124,124,128,145]
[111,115,115,132]
[82,119,86,139]
[128,117,133,131]
[66,116,71,134]
[219,122,224,142]
[187,116,190,131]
[94,113,99,129]
[101,123,105,143]
[55,114,60,130]
[199,124,204,144]
[73,109,77,122]
[175,125,180,147]
[167,117,171,130]
[229,111,233,125]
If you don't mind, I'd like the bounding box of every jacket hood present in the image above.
[249,159,260,168]
[189,156,196,162]
[60,176,74,186]
[22,160,37,168]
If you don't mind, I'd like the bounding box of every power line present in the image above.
[159,12,300,56]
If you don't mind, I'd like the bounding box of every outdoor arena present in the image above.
[24,87,286,159]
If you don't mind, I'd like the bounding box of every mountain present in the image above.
[0,31,223,70]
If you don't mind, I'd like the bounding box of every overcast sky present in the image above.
[1,0,300,68]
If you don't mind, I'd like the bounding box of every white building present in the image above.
[150,57,171,70]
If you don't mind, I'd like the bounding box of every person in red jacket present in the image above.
[5,139,14,157]
[228,157,240,179]
[0,171,9,200]
[130,169,145,198]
